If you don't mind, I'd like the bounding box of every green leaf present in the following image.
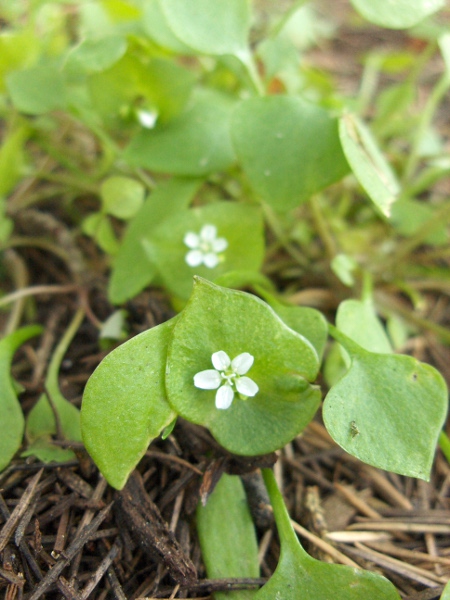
[259,468,401,600]
[339,114,399,217]
[0,326,42,472]
[108,178,201,304]
[441,580,450,600]
[6,65,67,114]
[390,199,448,246]
[232,96,349,211]
[166,278,321,456]
[82,213,119,255]
[0,125,29,197]
[142,202,265,301]
[159,0,250,56]
[256,290,328,362]
[65,35,127,74]
[88,54,194,124]
[81,319,177,489]
[323,326,448,480]
[124,89,236,176]
[336,298,393,358]
[100,176,145,219]
[143,0,194,54]
[197,473,259,600]
[0,29,40,92]
[350,0,445,29]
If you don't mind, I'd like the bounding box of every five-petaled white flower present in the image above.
[194,351,259,410]
[184,224,228,269]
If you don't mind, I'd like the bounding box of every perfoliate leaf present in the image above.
[166,278,321,456]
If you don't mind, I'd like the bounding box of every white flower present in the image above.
[184,224,228,269]
[194,350,259,410]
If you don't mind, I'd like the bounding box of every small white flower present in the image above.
[184,224,228,269]
[194,350,259,410]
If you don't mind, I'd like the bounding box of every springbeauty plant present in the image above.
[0,0,449,597]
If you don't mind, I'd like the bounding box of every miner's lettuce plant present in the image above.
[1,0,450,597]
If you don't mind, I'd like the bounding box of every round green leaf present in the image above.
[100,176,145,219]
[339,114,399,217]
[232,96,349,211]
[81,319,177,489]
[143,0,194,54]
[159,0,250,56]
[65,35,127,74]
[142,202,265,300]
[323,328,448,480]
[6,65,66,114]
[166,278,321,456]
[350,0,445,29]
[124,89,236,176]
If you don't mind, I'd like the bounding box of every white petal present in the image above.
[231,352,254,375]
[212,237,228,252]
[185,249,204,267]
[184,232,199,249]
[215,384,234,409]
[236,376,259,397]
[200,224,217,242]
[137,109,158,129]
[194,369,221,389]
[203,252,219,268]
[211,350,231,371]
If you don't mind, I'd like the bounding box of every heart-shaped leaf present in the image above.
[81,319,177,489]
[232,96,349,211]
[142,202,265,301]
[350,0,445,29]
[197,473,259,600]
[159,0,250,56]
[166,278,321,456]
[258,468,401,600]
[124,89,236,176]
[0,326,42,472]
[339,114,399,217]
[323,326,448,480]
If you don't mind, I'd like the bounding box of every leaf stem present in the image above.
[261,468,308,557]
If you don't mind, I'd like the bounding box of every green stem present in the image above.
[439,431,450,465]
[309,196,337,259]
[402,70,450,184]
[46,307,85,393]
[262,203,308,267]
[262,468,308,557]
[236,49,265,96]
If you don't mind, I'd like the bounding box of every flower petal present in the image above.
[215,384,234,409]
[184,232,199,249]
[236,376,259,397]
[212,237,228,253]
[194,369,221,389]
[231,352,254,375]
[185,249,203,267]
[200,224,217,242]
[203,252,219,268]
[211,350,231,371]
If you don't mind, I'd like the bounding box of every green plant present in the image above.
[1,0,449,596]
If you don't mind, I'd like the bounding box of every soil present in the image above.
[1,4,450,600]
